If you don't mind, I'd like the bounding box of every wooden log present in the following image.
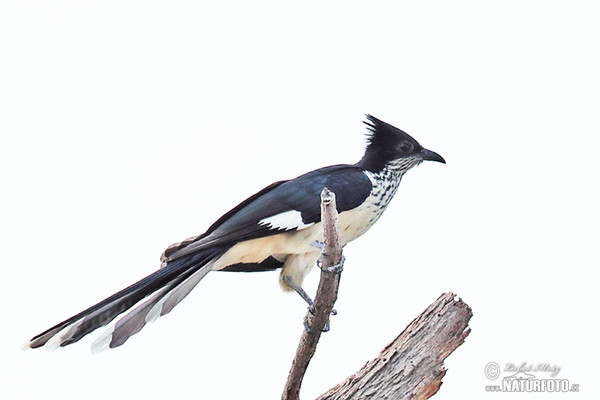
[316,292,472,400]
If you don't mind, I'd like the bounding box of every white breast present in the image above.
[337,170,401,244]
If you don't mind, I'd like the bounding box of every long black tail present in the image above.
[27,246,228,351]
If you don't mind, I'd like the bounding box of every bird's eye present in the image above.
[399,141,414,153]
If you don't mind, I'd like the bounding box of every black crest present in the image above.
[357,115,424,172]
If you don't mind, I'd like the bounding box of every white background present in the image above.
[1,1,598,399]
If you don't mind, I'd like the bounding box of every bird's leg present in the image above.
[282,275,315,308]
[293,285,314,308]
[283,275,334,333]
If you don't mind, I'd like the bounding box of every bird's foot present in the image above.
[317,255,345,274]
[307,304,337,316]
[311,240,325,251]
[303,314,331,333]
[304,304,336,333]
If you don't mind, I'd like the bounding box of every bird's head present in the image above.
[357,114,445,173]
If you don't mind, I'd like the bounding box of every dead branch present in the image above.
[280,188,472,400]
[316,292,472,400]
[282,188,344,400]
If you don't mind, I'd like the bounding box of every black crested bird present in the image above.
[26,115,445,351]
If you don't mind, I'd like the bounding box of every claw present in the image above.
[311,240,325,250]
[304,315,332,333]
[303,314,312,333]
[317,255,345,274]
[304,304,336,333]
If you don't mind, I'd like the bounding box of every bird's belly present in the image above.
[212,200,385,271]
[211,226,323,271]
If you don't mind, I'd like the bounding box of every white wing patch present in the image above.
[259,210,314,231]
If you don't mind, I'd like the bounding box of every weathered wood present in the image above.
[282,188,344,400]
[316,292,472,400]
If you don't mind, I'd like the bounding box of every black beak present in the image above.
[420,148,446,164]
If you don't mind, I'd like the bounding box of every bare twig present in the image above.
[282,188,344,400]
[316,292,472,400]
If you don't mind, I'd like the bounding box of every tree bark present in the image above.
[316,292,472,400]
[282,188,344,400]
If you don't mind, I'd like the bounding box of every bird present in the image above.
[26,115,445,352]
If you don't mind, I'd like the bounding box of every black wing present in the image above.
[163,164,372,262]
